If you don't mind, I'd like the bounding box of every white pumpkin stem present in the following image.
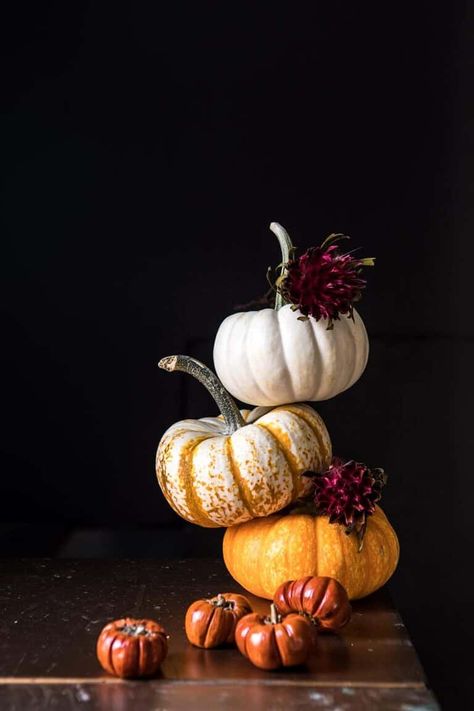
[269,222,294,310]
[158,355,245,434]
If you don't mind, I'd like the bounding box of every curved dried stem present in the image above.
[158,355,245,434]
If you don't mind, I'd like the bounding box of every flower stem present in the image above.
[269,222,294,310]
[158,355,245,434]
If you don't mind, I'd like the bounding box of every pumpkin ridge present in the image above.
[156,437,176,507]
[333,523,346,594]
[379,506,400,562]
[308,515,319,579]
[369,508,400,590]
[308,316,324,399]
[107,632,118,675]
[111,637,120,676]
[302,574,327,615]
[361,512,384,595]
[255,422,300,497]
[225,313,254,401]
[244,313,270,403]
[157,432,213,522]
[369,514,389,586]
[283,579,297,612]
[185,438,220,527]
[276,309,296,401]
[260,516,281,596]
[203,606,218,648]
[347,312,369,390]
[225,438,254,517]
[314,576,333,618]
[138,636,145,674]
[273,622,290,666]
[155,456,184,520]
[283,404,331,471]
[268,626,283,667]
[343,317,360,391]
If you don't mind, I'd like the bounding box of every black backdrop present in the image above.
[1,2,473,707]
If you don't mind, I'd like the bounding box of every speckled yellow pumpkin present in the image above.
[223,505,399,599]
[156,356,332,528]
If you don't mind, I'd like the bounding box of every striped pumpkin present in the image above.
[156,356,332,528]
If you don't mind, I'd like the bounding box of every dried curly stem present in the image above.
[158,355,245,434]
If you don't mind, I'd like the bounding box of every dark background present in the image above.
[1,2,472,707]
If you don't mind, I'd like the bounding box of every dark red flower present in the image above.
[280,234,374,329]
[308,458,387,549]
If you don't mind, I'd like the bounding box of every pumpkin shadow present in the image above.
[182,642,251,679]
[305,631,351,676]
[181,635,352,680]
[101,668,166,682]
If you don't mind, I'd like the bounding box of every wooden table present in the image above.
[0,558,439,710]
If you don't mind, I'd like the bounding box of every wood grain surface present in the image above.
[0,558,439,709]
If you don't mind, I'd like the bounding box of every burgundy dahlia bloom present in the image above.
[309,457,387,549]
[281,234,374,328]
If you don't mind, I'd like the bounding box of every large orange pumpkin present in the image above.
[223,505,399,600]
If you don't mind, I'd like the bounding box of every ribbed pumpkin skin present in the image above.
[213,305,369,406]
[273,576,351,632]
[223,506,399,600]
[185,593,252,648]
[156,403,332,528]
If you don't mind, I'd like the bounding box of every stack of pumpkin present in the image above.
[156,222,399,602]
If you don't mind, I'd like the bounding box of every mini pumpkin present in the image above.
[96,618,168,678]
[185,592,252,648]
[213,222,372,407]
[273,576,351,632]
[223,505,399,600]
[156,355,332,527]
[235,604,314,670]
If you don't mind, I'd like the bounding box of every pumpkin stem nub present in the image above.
[269,222,294,310]
[269,603,280,625]
[158,355,246,434]
[213,594,227,608]
[211,593,234,609]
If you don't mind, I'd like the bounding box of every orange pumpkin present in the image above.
[185,592,252,648]
[223,505,399,600]
[273,576,351,632]
[96,618,168,678]
[235,604,314,670]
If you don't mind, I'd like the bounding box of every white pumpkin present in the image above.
[213,304,368,406]
[213,222,369,406]
[156,355,332,528]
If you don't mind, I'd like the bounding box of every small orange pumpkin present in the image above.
[96,618,168,678]
[185,592,252,648]
[223,505,399,600]
[235,604,314,670]
[273,576,351,632]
